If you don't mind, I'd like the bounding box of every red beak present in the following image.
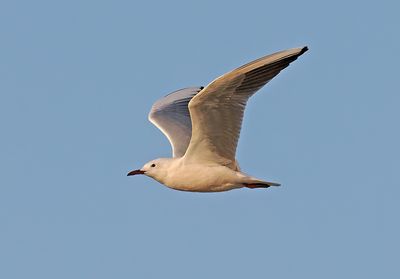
[127,169,145,176]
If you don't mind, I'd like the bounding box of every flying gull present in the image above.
[128,46,308,192]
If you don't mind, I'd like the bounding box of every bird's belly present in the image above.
[162,165,243,192]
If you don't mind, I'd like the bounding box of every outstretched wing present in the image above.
[183,47,308,169]
[148,87,203,157]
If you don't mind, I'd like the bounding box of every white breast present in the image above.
[162,161,244,192]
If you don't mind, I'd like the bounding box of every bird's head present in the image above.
[127,158,170,182]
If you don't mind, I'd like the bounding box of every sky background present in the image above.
[1,0,399,278]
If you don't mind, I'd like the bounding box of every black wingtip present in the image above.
[299,46,309,55]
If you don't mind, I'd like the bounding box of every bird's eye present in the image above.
[151,164,156,167]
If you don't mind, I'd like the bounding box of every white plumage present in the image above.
[128,46,308,192]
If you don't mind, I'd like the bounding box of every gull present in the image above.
[128,46,308,192]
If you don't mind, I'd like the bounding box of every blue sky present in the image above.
[1,0,399,278]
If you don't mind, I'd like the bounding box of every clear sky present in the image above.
[1,0,399,278]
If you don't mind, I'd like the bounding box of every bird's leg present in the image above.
[243,183,271,189]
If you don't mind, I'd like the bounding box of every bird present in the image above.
[128,46,308,192]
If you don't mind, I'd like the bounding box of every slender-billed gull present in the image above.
[128,46,308,192]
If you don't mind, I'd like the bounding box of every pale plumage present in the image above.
[148,87,202,158]
[128,46,308,192]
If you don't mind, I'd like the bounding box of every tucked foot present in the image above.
[243,183,271,189]
[243,181,281,189]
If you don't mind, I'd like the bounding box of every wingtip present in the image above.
[299,46,309,55]
[270,182,281,187]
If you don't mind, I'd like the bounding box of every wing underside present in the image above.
[148,87,203,157]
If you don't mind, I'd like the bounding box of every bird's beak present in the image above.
[127,169,145,176]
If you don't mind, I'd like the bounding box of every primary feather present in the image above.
[183,47,308,169]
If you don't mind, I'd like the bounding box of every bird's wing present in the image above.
[148,87,204,157]
[183,46,308,169]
